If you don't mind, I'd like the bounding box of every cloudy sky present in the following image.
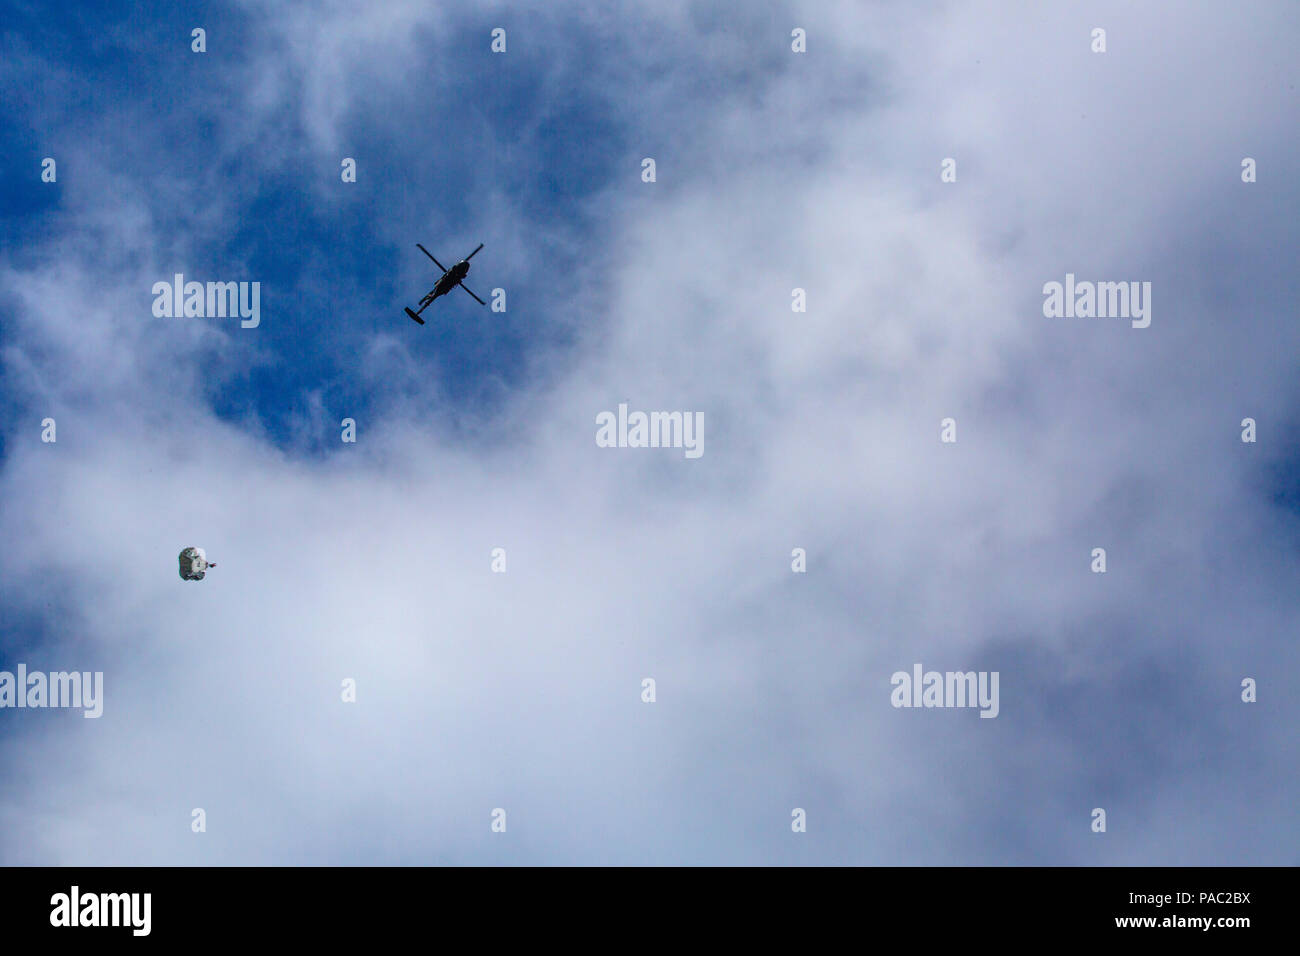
[1,0,1296,865]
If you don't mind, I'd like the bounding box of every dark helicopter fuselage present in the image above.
[432,260,471,299]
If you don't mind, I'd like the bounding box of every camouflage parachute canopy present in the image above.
[178,546,212,581]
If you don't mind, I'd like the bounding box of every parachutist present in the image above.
[178,547,215,581]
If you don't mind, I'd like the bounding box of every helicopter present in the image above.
[404,242,486,323]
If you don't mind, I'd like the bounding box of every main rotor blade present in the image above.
[458,281,486,306]
[416,243,447,272]
[465,243,484,260]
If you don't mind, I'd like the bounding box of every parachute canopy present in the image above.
[178,546,212,581]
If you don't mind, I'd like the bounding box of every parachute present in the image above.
[178,546,215,581]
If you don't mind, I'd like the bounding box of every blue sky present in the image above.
[1,0,1297,864]
[2,1,658,446]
